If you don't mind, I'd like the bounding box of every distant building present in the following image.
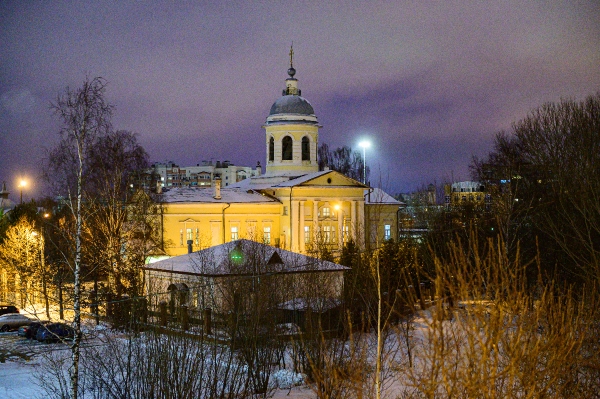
[150,160,261,189]
[445,181,488,207]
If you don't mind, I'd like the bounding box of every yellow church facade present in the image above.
[156,55,402,258]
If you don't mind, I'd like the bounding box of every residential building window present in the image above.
[304,226,310,244]
[384,224,391,241]
[322,207,330,217]
[263,227,271,244]
[282,136,293,160]
[301,136,310,160]
[231,226,238,241]
[269,137,274,161]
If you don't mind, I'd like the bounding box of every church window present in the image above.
[301,136,310,160]
[186,228,193,241]
[323,225,335,242]
[269,137,274,161]
[304,226,311,243]
[263,227,271,244]
[282,136,293,160]
[343,225,349,243]
[231,226,238,241]
[322,207,330,217]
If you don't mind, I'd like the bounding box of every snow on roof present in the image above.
[274,170,332,187]
[159,187,279,204]
[143,239,350,276]
[230,170,363,189]
[228,170,329,189]
[365,188,404,205]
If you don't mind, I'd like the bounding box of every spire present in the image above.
[0,181,8,199]
[284,43,300,96]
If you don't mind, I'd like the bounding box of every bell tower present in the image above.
[264,46,321,175]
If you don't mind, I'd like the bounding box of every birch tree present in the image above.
[49,76,113,399]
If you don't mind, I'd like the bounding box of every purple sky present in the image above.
[1,2,599,200]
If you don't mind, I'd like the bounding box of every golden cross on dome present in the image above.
[289,43,294,68]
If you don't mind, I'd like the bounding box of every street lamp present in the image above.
[18,179,27,204]
[358,141,371,185]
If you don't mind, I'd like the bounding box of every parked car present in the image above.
[0,304,19,316]
[36,322,75,343]
[0,313,33,332]
[18,320,52,339]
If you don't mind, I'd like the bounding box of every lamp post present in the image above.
[18,179,27,204]
[358,141,370,185]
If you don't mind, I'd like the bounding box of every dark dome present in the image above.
[269,95,314,116]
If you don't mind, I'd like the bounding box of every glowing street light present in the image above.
[358,141,371,185]
[18,179,27,204]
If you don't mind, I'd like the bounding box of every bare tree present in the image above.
[318,143,368,183]
[472,93,600,287]
[49,76,113,399]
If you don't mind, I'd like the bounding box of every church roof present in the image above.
[269,95,314,116]
[365,188,404,205]
[143,239,349,276]
[158,187,279,204]
[229,170,366,190]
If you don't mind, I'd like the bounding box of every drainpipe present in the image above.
[222,203,231,244]
[363,187,374,251]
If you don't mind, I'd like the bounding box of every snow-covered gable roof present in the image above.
[365,188,404,205]
[143,239,350,276]
[159,187,279,204]
[229,170,365,190]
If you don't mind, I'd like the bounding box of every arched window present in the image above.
[282,136,293,160]
[301,136,310,160]
[269,137,274,161]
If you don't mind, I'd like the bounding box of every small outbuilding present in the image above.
[143,239,350,331]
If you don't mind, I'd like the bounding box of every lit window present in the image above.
[343,225,349,243]
[384,224,391,241]
[322,207,330,217]
[323,225,335,242]
[186,228,193,241]
[304,226,310,244]
[231,226,238,241]
[263,227,271,244]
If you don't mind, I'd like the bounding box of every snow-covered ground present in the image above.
[0,357,317,399]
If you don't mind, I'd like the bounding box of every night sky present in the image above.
[1,2,599,200]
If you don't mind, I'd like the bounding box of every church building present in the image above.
[154,51,402,259]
